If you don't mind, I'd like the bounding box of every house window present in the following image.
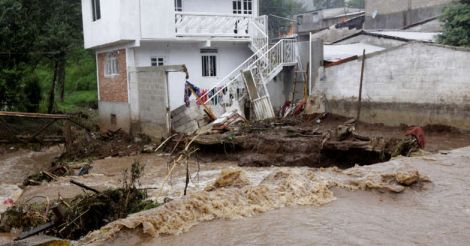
[233,1,242,14]
[233,0,252,14]
[175,0,183,12]
[91,0,101,21]
[201,49,217,77]
[105,52,119,76]
[243,0,252,14]
[151,57,165,67]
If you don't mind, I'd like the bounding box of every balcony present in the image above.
[175,12,253,39]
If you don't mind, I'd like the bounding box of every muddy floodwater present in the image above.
[79,148,470,246]
[1,144,470,245]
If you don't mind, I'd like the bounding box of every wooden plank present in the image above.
[0,111,69,119]
[64,120,72,153]
[356,50,366,121]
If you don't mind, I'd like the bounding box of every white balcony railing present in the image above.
[175,12,253,38]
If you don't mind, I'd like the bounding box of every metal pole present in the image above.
[356,49,366,121]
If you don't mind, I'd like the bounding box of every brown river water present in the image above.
[1,147,470,245]
[80,148,470,246]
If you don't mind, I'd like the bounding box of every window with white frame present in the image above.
[233,0,252,14]
[91,0,101,21]
[201,49,217,77]
[175,0,183,12]
[151,57,165,67]
[105,52,119,76]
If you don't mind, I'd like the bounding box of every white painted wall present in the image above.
[182,0,235,13]
[132,41,252,109]
[182,0,259,15]
[82,0,122,48]
[140,0,175,40]
[316,42,470,105]
[82,0,260,48]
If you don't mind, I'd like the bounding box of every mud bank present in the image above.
[79,163,429,245]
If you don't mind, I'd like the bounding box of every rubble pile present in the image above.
[0,162,160,241]
[192,114,423,168]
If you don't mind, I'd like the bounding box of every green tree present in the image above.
[314,0,345,9]
[0,0,43,111]
[346,0,364,9]
[439,0,470,47]
[260,0,306,38]
[0,0,84,112]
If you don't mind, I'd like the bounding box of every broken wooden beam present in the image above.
[15,221,56,241]
[70,180,100,194]
[0,111,69,119]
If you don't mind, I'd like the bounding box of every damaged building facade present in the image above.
[81,0,263,134]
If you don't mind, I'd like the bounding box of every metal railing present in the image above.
[183,15,297,118]
[175,12,252,37]
[201,39,296,106]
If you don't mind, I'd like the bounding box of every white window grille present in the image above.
[201,49,217,77]
[233,0,252,15]
[151,57,165,67]
[175,0,183,12]
[105,52,119,76]
[91,0,101,21]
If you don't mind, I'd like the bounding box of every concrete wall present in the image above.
[140,0,175,40]
[297,11,364,34]
[82,0,123,49]
[335,34,407,49]
[171,103,207,134]
[310,28,361,44]
[133,42,252,110]
[128,67,170,139]
[82,0,260,48]
[99,102,131,133]
[310,38,323,92]
[364,0,453,29]
[406,19,443,32]
[315,42,470,129]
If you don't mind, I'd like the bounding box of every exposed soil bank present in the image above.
[194,115,470,168]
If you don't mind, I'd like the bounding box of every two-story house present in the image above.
[82,0,299,134]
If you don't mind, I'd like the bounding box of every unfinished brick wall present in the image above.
[97,49,128,102]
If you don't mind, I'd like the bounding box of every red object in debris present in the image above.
[197,89,208,105]
[406,127,426,148]
[293,99,306,116]
[3,198,14,206]
[280,101,291,117]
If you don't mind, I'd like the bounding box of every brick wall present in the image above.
[97,49,128,102]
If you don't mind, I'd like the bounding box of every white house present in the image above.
[82,0,298,133]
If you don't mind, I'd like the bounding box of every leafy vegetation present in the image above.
[346,0,364,9]
[260,0,306,38]
[314,0,345,9]
[439,0,470,47]
[0,0,96,113]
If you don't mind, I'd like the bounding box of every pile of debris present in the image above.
[191,114,424,168]
[0,162,160,241]
[58,129,148,162]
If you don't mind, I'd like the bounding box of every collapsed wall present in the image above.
[315,42,470,130]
